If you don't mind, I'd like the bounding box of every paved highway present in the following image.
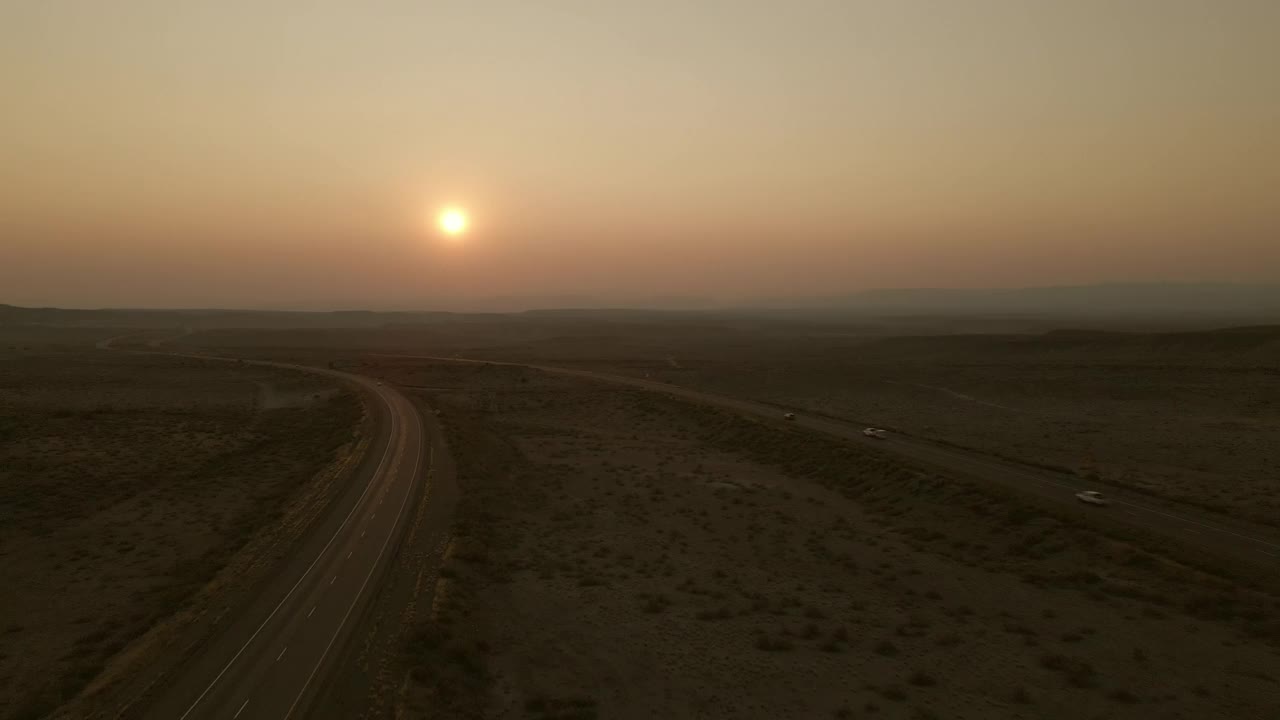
[146,376,425,720]
[98,337,432,720]
[390,354,1280,573]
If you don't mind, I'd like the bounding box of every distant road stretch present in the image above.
[386,354,1280,574]
[99,336,432,720]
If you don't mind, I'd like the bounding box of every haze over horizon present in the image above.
[4,1,1278,310]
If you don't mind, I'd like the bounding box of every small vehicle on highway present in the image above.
[862,428,887,439]
[783,412,796,421]
[1075,490,1109,506]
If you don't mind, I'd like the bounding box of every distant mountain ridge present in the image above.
[3,283,1279,326]
[809,283,1280,316]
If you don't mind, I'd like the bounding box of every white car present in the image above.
[1075,490,1109,506]
[862,428,887,439]
[783,413,796,421]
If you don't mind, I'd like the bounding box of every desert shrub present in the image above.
[908,670,937,687]
[1108,688,1138,703]
[755,635,794,652]
[695,607,732,621]
[934,633,961,647]
[641,594,671,614]
[1040,653,1097,688]
[879,685,907,702]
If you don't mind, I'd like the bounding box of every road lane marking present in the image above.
[330,576,337,585]
[284,402,426,720]
[919,441,1280,548]
[234,699,249,718]
[277,647,288,661]
[361,530,366,538]
[176,383,399,720]
[1108,499,1280,550]
[845,419,1280,551]
[307,606,316,618]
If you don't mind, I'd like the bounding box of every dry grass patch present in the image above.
[0,351,361,720]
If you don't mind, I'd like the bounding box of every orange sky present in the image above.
[2,1,1277,309]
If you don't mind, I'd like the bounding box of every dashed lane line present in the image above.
[175,382,398,720]
[282,415,429,719]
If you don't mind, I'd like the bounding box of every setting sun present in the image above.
[438,208,468,236]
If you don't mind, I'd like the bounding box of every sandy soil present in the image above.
[441,327,1280,529]
[169,321,1280,526]
[359,359,1280,720]
[659,343,1280,529]
[0,349,364,720]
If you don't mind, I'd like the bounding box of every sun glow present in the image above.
[438,208,468,236]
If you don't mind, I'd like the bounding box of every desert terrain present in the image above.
[169,316,1280,528]
[348,354,1279,720]
[0,332,368,720]
[437,322,1280,530]
[2,309,1278,719]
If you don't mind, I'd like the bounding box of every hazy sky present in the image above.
[3,1,1277,309]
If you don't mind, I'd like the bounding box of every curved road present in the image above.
[98,337,433,720]
[388,353,1280,575]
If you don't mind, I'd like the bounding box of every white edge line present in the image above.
[283,397,426,720]
[1108,499,1280,550]
[233,699,249,718]
[931,445,1280,545]
[177,383,397,720]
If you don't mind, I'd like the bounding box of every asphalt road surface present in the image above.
[96,337,431,720]
[391,354,1280,574]
[145,376,425,720]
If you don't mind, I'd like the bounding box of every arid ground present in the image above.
[357,355,1279,720]
[0,332,367,720]
[3,311,1278,719]
[435,323,1280,529]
